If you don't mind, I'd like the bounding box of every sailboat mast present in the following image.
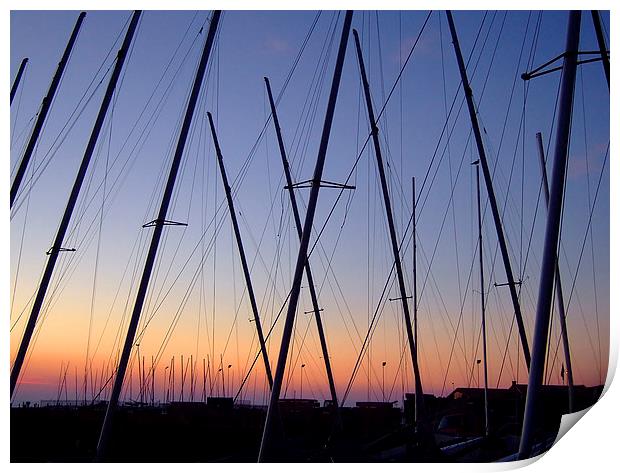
[10,11,139,398]
[142,356,146,403]
[446,10,531,369]
[412,176,419,427]
[95,11,221,459]
[263,76,339,414]
[10,57,29,105]
[206,111,274,389]
[206,356,211,398]
[203,358,206,402]
[258,11,353,462]
[474,161,490,437]
[519,11,581,460]
[590,11,610,89]
[220,354,225,396]
[138,351,143,403]
[352,28,425,428]
[10,12,86,208]
[536,132,575,413]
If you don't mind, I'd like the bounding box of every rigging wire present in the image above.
[10,12,140,399]
[10,12,209,396]
[579,68,602,384]
[162,12,386,400]
[84,83,115,396]
[10,14,132,216]
[495,11,548,386]
[127,12,325,394]
[64,12,205,364]
[547,142,609,385]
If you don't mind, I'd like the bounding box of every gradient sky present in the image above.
[9,10,609,405]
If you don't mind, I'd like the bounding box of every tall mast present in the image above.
[190,354,194,401]
[142,356,146,402]
[95,11,221,459]
[258,11,353,462]
[412,176,419,427]
[519,11,581,460]
[536,132,574,413]
[474,161,490,437]
[203,358,206,402]
[181,354,184,401]
[220,354,225,396]
[446,11,531,369]
[10,12,86,209]
[207,357,211,396]
[590,11,610,90]
[353,28,425,429]
[138,350,143,403]
[263,76,339,413]
[10,57,29,105]
[207,111,274,389]
[9,11,139,398]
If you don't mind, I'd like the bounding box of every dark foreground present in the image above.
[11,383,602,462]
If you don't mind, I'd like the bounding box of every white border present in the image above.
[3,2,616,471]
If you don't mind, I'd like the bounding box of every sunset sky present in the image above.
[9,9,609,406]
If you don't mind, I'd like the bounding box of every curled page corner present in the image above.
[496,403,598,466]
[495,450,546,468]
[553,406,592,446]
